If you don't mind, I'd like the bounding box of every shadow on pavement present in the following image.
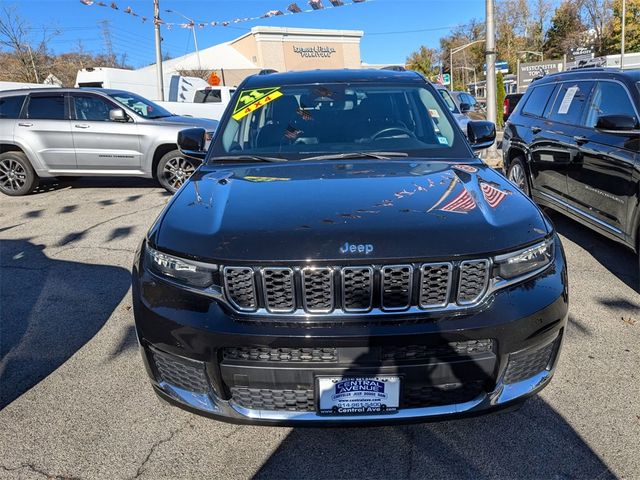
[33,176,165,195]
[253,396,614,479]
[547,210,639,292]
[0,239,131,409]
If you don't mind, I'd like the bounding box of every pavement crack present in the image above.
[131,421,190,479]
[0,462,82,480]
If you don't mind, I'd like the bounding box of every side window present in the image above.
[193,89,222,103]
[0,95,26,119]
[27,95,66,120]
[437,90,458,113]
[521,84,556,118]
[548,81,594,126]
[73,95,114,121]
[583,81,638,128]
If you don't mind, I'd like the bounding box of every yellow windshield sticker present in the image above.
[232,87,283,120]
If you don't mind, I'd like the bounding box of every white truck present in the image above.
[75,67,234,121]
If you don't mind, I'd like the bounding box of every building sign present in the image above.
[569,47,594,63]
[483,61,509,75]
[517,60,564,91]
[293,45,337,58]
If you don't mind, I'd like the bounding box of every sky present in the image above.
[14,0,488,68]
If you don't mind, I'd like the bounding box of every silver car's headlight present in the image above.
[494,238,555,280]
[145,244,217,288]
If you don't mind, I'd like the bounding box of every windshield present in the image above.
[437,89,460,114]
[107,92,172,119]
[209,83,472,161]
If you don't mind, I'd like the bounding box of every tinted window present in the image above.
[73,95,114,121]
[548,81,594,125]
[521,84,556,117]
[107,92,172,119]
[193,89,222,103]
[27,95,66,120]
[437,89,459,113]
[0,95,26,119]
[583,81,638,128]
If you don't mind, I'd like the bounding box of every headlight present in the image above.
[494,238,554,280]
[145,244,217,288]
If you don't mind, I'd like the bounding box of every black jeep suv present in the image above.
[132,69,568,425]
[503,68,640,272]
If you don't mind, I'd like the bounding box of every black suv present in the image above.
[132,69,568,425]
[503,68,640,271]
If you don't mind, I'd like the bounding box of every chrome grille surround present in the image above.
[457,259,490,305]
[221,260,496,317]
[341,266,374,312]
[419,262,453,309]
[223,267,257,312]
[261,267,296,313]
[301,267,335,313]
[381,264,414,311]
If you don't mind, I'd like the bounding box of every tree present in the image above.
[405,45,440,80]
[496,0,530,72]
[609,0,640,54]
[544,1,586,59]
[582,0,614,56]
[496,71,506,128]
[440,19,485,90]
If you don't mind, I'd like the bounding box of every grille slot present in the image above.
[381,265,413,310]
[382,340,494,361]
[262,268,295,313]
[341,267,374,312]
[401,380,485,408]
[223,267,257,311]
[503,338,558,384]
[231,387,315,412]
[457,260,490,305]
[152,350,209,393]
[223,347,338,363]
[419,263,452,308]
[302,268,334,313]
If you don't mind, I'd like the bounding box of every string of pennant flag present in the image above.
[78,0,367,28]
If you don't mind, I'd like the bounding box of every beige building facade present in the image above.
[141,26,365,86]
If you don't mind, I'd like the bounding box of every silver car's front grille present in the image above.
[222,260,491,317]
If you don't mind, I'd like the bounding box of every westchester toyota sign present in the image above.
[293,45,337,58]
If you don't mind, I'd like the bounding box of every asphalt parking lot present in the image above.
[0,177,638,480]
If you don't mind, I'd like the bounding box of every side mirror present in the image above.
[109,108,127,122]
[459,102,471,114]
[178,128,207,160]
[595,114,639,132]
[467,121,496,150]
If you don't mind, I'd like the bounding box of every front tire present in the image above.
[156,150,199,194]
[507,156,530,197]
[0,151,39,196]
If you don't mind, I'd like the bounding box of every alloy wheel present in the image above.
[508,163,526,191]
[0,159,27,192]
[163,156,195,190]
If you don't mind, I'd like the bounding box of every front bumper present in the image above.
[132,238,568,426]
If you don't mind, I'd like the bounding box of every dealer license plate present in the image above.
[317,376,400,415]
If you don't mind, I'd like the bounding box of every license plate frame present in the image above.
[316,375,401,416]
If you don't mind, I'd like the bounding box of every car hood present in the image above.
[152,115,218,131]
[153,159,549,262]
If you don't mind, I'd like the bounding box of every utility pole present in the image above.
[485,0,497,126]
[99,20,115,66]
[153,0,165,100]
[26,45,39,83]
[165,9,202,71]
[621,0,626,69]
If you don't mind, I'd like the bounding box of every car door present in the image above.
[70,92,142,170]
[528,81,594,203]
[16,92,75,170]
[0,94,26,144]
[566,80,639,238]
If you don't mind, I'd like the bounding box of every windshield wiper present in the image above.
[212,155,287,163]
[299,151,409,162]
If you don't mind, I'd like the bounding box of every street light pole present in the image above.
[621,0,626,69]
[485,0,497,126]
[153,0,164,100]
[450,39,484,90]
[166,9,202,71]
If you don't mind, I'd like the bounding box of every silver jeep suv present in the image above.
[0,88,218,195]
